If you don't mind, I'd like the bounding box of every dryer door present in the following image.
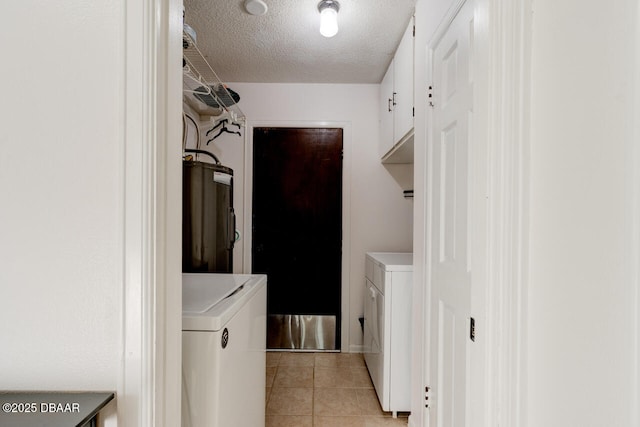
[363,279,374,353]
[363,278,386,407]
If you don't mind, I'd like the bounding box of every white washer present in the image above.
[181,273,267,427]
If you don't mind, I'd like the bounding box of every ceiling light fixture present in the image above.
[318,0,340,38]
[245,0,268,16]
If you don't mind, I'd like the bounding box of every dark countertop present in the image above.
[0,392,114,427]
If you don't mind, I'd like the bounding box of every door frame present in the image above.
[479,0,532,425]
[122,0,182,425]
[244,120,352,352]
[635,9,640,425]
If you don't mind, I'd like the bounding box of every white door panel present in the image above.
[428,1,474,426]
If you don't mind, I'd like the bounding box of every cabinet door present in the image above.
[379,59,394,156]
[393,19,414,142]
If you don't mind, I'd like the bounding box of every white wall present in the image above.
[528,0,639,425]
[0,0,123,423]
[185,83,414,351]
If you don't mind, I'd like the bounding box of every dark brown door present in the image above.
[252,127,343,347]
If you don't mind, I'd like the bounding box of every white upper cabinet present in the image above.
[379,59,395,156]
[379,17,414,162]
[393,20,414,144]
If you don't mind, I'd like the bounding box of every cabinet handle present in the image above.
[392,92,397,106]
[388,98,393,112]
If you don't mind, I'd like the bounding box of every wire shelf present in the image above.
[183,31,245,124]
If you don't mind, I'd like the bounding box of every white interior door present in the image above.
[428,0,474,425]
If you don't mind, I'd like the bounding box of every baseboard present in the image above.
[348,344,364,353]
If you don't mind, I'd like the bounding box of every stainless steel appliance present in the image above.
[182,159,235,273]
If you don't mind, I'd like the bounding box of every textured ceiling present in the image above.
[184,0,416,84]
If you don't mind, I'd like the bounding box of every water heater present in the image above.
[182,160,235,273]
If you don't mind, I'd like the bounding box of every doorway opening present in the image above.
[251,127,343,351]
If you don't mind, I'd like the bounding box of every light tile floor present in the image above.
[266,352,409,427]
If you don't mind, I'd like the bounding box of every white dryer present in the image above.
[363,252,412,418]
[181,273,267,427]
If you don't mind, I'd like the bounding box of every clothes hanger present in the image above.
[205,119,242,144]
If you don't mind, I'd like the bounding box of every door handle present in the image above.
[388,98,393,112]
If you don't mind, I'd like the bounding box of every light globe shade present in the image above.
[319,7,338,37]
